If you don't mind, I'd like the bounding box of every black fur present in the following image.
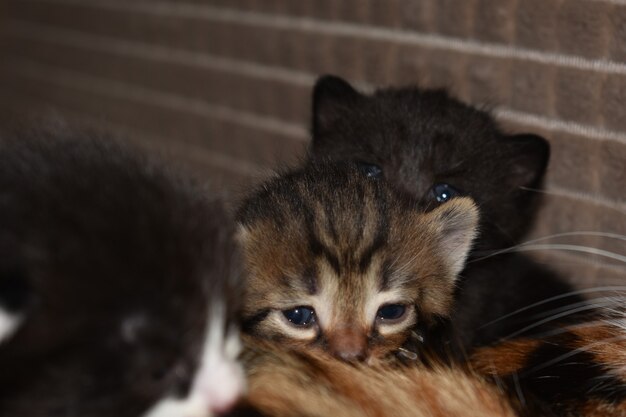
[310,76,584,351]
[0,128,241,416]
[494,330,626,417]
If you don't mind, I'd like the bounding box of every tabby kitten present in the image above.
[236,162,478,362]
[310,75,583,350]
[0,129,244,417]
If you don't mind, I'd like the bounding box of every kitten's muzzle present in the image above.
[328,327,367,362]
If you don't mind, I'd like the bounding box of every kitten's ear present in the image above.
[0,267,30,344]
[426,198,479,278]
[312,75,363,139]
[505,133,550,189]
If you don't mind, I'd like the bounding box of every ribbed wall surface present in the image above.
[0,0,624,288]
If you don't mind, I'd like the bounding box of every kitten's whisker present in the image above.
[503,302,617,340]
[526,231,626,242]
[478,286,626,329]
[470,231,626,263]
[512,244,626,264]
[519,186,626,215]
[520,334,626,377]
[397,347,419,361]
[526,297,619,321]
[517,319,608,340]
[511,372,526,407]
[471,241,626,264]
[410,330,425,343]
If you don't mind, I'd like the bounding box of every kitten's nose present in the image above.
[329,328,367,362]
[337,348,366,362]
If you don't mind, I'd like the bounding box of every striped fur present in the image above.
[236,162,478,363]
[238,336,516,417]
[471,307,626,417]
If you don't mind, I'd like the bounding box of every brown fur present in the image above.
[240,337,516,417]
[236,162,478,362]
[470,308,626,417]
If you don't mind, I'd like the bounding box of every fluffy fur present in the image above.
[309,75,584,351]
[237,162,478,362]
[471,305,626,417]
[237,336,516,417]
[0,129,244,416]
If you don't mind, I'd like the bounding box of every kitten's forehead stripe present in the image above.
[353,180,366,240]
[380,260,393,291]
[308,234,341,275]
[358,184,389,273]
[301,265,318,295]
[322,194,339,244]
[300,191,341,276]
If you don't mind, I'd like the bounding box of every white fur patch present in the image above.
[143,305,245,417]
[0,308,21,344]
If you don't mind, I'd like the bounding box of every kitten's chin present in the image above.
[0,309,22,344]
[142,359,245,417]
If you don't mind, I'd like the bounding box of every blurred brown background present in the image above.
[0,0,624,289]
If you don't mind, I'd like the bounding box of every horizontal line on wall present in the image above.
[540,184,626,215]
[495,109,626,146]
[20,0,626,76]
[5,20,316,87]
[7,20,626,147]
[588,0,626,5]
[2,58,308,141]
[548,249,626,273]
[20,99,269,178]
[0,97,267,181]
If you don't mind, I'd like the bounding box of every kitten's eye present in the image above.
[431,183,461,203]
[283,306,316,327]
[376,304,406,322]
[357,162,383,178]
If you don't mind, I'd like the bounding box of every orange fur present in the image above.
[470,309,626,417]
[241,337,516,417]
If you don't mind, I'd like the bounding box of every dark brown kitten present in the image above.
[237,162,478,362]
[0,129,243,417]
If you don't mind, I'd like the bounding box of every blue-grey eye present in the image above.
[357,162,383,178]
[376,304,406,321]
[283,306,316,327]
[431,183,461,203]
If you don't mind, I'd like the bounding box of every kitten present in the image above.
[309,75,584,350]
[236,161,478,362]
[0,129,244,417]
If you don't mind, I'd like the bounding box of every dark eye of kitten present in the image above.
[283,306,316,327]
[357,162,383,178]
[376,304,406,321]
[431,183,461,203]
